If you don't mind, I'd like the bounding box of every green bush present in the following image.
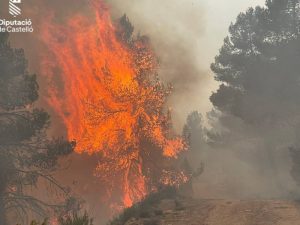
[139,211,150,218]
[59,212,93,225]
[143,219,160,225]
[27,212,93,225]
[154,209,163,216]
[108,186,177,225]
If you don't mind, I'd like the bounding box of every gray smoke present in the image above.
[187,1,300,200]
[105,0,266,131]
[106,0,215,131]
[105,0,292,201]
[3,1,291,224]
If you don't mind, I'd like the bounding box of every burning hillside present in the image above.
[40,0,187,210]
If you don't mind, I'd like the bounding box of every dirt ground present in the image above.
[125,198,300,225]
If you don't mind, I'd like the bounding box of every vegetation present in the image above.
[209,0,300,187]
[0,32,76,225]
[107,187,177,225]
[25,212,93,225]
[28,220,48,225]
[211,0,300,122]
[58,212,93,225]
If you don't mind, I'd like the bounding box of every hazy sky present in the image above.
[107,0,266,130]
[4,0,266,130]
[200,0,266,66]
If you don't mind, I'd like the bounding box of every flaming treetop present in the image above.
[41,0,187,208]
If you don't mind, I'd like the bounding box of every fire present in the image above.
[41,0,186,208]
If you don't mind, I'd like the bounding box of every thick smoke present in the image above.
[106,0,291,201]
[3,1,294,224]
[190,1,300,199]
[105,0,265,130]
[106,0,214,131]
[0,0,210,222]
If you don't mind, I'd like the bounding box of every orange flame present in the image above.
[41,0,186,208]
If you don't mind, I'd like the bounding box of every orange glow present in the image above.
[41,0,186,208]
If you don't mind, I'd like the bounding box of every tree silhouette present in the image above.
[0,33,75,225]
[210,0,300,190]
[211,0,300,123]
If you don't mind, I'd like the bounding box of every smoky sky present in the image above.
[188,1,300,200]
[106,0,297,202]
[1,0,284,218]
[106,0,266,130]
[0,0,265,130]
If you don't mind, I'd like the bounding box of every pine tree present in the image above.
[210,0,300,191]
[211,0,300,123]
[0,33,75,224]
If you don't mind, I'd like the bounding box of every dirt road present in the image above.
[126,199,300,225]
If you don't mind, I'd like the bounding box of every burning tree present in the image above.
[41,1,188,209]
